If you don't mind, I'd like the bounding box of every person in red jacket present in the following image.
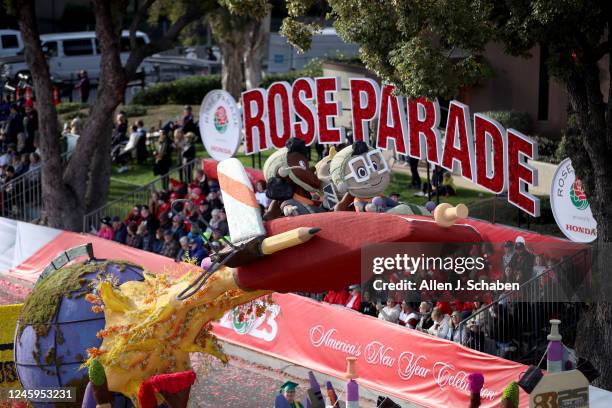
[323,290,338,304]
[344,284,361,311]
[334,288,350,305]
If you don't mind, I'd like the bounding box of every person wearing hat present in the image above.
[97,217,114,240]
[345,284,362,311]
[160,230,180,258]
[262,138,323,220]
[207,189,223,210]
[196,201,212,225]
[276,381,303,408]
[186,236,207,265]
[190,187,204,207]
[509,238,534,284]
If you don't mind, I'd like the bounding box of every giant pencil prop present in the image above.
[232,211,481,293]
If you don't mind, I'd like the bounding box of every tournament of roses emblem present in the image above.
[214,106,228,133]
[569,179,589,210]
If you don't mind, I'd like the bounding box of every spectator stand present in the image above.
[1,160,43,222]
[456,247,591,366]
[0,151,69,224]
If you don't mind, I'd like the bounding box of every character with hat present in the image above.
[275,381,303,408]
[262,138,323,220]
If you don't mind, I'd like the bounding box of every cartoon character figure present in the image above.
[314,146,340,210]
[329,141,391,212]
[262,138,323,220]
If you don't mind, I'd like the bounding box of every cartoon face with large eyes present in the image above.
[330,141,391,198]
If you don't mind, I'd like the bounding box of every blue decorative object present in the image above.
[14,259,145,407]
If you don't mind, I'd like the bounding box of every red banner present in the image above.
[212,293,529,408]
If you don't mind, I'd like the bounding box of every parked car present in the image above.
[0,30,150,83]
[0,30,23,57]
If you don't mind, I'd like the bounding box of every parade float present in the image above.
[6,151,588,408]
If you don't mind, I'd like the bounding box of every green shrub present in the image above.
[478,110,533,135]
[122,104,148,117]
[132,75,221,105]
[56,102,87,114]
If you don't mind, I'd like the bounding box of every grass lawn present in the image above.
[384,171,492,207]
[108,146,273,202]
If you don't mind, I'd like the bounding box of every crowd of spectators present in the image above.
[110,105,198,182]
[0,103,40,187]
[322,239,564,359]
[95,167,238,265]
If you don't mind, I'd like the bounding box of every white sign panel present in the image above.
[550,158,597,242]
[199,90,242,161]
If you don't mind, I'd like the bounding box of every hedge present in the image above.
[121,104,148,117]
[132,60,322,105]
[132,75,222,105]
[56,102,88,114]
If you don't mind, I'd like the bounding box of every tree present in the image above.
[208,8,249,99]
[209,0,271,97]
[10,0,215,231]
[12,0,274,233]
[243,11,271,89]
[283,0,612,389]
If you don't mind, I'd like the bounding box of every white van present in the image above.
[0,30,23,57]
[0,30,150,82]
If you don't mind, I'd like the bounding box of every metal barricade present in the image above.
[82,157,200,233]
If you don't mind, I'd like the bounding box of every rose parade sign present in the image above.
[201,77,542,216]
[199,89,243,161]
[550,158,597,242]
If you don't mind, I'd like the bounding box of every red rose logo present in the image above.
[214,106,228,133]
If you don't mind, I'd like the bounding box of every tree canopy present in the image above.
[282,0,609,99]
